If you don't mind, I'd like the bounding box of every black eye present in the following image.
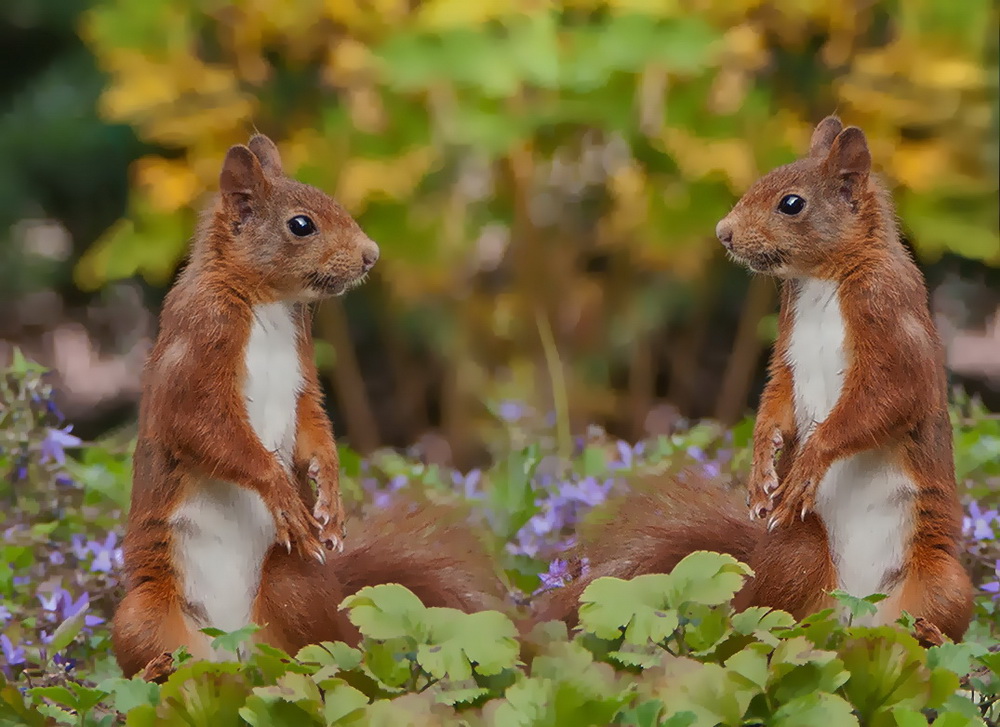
[777,194,806,215]
[287,215,316,237]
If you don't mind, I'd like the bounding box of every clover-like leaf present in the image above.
[578,574,679,644]
[830,590,887,622]
[665,551,753,608]
[416,608,519,681]
[97,676,160,714]
[770,692,859,727]
[341,584,429,641]
[648,658,760,726]
[839,627,956,720]
[321,679,368,724]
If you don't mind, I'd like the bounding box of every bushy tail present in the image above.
[531,473,760,628]
[332,497,506,614]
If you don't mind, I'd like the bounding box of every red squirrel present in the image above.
[535,116,974,641]
[112,135,503,677]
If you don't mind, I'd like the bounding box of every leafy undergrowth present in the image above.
[1,352,998,725]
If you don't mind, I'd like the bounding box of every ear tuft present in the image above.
[826,126,871,178]
[809,116,843,158]
[248,134,283,177]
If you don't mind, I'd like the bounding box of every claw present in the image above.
[763,480,776,494]
[755,505,768,520]
[801,506,808,521]
[772,430,784,448]
[767,515,779,532]
[284,539,292,554]
[314,547,326,565]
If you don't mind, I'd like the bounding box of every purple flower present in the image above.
[39,588,67,613]
[538,559,570,591]
[686,446,707,463]
[62,591,104,628]
[452,469,483,500]
[70,535,90,560]
[982,560,1000,598]
[52,652,76,672]
[497,401,525,423]
[0,605,11,622]
[88,533,122,573]
[49,551,65,565]
[40,426,82,465]
[0,635,25,665]
[558,477,611,508]
[702,462,722,478]
[963,501,998,542]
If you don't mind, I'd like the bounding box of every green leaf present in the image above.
[205,623,261,656]
[651,658,759,726]
[10,347,46,374]
[27,686,78,711]
[364,639,412,688]
[771,692,859,727]
[47,607,89,658]
[830,590,887,621]
[322,680,369,723]
[417,608,519,680]
[839,627,954,720]
[665,551,753,607]
[341,583,429,641]
[891,707,929,727]
[96,676,160,713]
[578,574,679,643]
[724,644,770,690]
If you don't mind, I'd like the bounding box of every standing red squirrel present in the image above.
[112,135,503,677]
[534,116,974,641]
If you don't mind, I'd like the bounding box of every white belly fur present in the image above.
[785,279,914,620]
[171,302,302,654]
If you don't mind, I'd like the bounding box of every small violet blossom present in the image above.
[0,634,25,666]
[982,560,1000,598]
[40,426,82,466]
[963,501,998,542]
[497,400,526,423]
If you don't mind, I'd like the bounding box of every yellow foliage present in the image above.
[659,128,757,193]
[335,147,438,215]
[134,157,201,213]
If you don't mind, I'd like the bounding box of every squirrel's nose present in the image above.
[361,242,379,273]
[715,219,734,250]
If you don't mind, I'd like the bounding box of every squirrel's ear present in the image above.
[825,127,871,206]
[248,134,283,177]
[220,145,267,224]
[809,116,843,158]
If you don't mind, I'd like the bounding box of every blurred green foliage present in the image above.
[7,0,1000,453]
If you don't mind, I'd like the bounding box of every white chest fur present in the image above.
[171,302,303,647]
[784,279,914,610]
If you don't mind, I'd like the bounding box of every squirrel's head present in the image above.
[715,116,876,278]
[215,134,379,301]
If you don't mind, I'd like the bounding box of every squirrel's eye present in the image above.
[287,215,317,237]
[777,194,806,215]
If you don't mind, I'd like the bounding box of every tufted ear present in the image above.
[219,144,267,225]
[248,134,283,177]
[809,115,843,158]
[824,126,871,208]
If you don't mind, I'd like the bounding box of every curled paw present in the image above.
[747,467,779,521]
[309,457,346,552]
[268,491,327,564]
[765,476,816,531]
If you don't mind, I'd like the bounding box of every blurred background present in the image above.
[0,0,998,469]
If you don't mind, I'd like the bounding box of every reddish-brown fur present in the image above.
[112,135,503,677]
[535,117,973,641]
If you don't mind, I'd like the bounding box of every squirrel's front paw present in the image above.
[765,464,819,531]
[266,485,326,564]
[309,458,346,553]
[747,467,779,521]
